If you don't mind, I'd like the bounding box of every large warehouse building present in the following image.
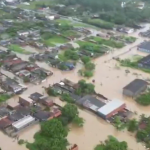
[123,79,147,98]
[97,99,125,119]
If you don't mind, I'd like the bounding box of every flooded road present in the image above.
[1,24,150,150]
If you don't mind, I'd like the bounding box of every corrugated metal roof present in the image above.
[12,115,35,130]
[97,99,124,116]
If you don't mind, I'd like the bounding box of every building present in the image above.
[0,117,12,130]
[123,79,147,97]
[138,41,150,53]
[19,95,33,106]
[97,99,125,119]
[30,92,53,106]
[12,115,36,131]
[33,111,53,121]
[138,54,150,69]
[77,95,105,112]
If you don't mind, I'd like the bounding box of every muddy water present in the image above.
[1,25,150,150]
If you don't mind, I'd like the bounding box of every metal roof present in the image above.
[12,115,35,130]
[97,99,124,116]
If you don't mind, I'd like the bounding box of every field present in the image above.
[9,44,31,54]
[61,30,80,38]
[44,36,68,46]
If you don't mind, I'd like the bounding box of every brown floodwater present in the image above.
[1,24,150,150]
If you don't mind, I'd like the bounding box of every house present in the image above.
[0,107,11,119]
[97,99,125,119]
[30,92,53,106]
[8,111,24,122]
[137,41,150,53]
[19,95,33,107]
[11,61,28,73]
[17,30,30,36]
[77,95,105,112]
[33,110,53,121]
[7,99,19,110]
[12,115,36,131]
[0,78,23,94]
[138,55,150,69]
[50,105,61,118]
[123,79,147,98]
[0,117,12,130]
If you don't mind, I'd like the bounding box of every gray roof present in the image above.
[138,41,150,51]
[123,79,147,93]
[77,95,105,111]
[138,54,150,67]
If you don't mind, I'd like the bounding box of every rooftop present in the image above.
[138,41,150,50]
[77,95,105,112]
[0,118,12,129]
[138,54,150,67]
[97,99,125,115]
[12,115,35,130]
[19,95,33,104]
[123,79,147,93]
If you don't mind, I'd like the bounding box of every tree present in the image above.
[81,56,91,64]
[41,119,68,138]
[47,87,58,97]
[94,136,128,150]
[60,93,74,103]
[83,70,93,77]
[127,119,138,132]
[73,116,84,127]
[75,80,95,95]
[85,62,95,70]
[62,103,79,122]
[64,50,79,61]
[23,77,30,83]
[136,130,148,141]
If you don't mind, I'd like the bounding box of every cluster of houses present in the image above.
[139,30,150,38]
[0,93,61,137]
[0,49,53,85]
[50,79,133,122]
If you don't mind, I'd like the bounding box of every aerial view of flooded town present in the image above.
[1,0,150,150]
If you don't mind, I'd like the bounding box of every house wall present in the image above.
[123,85,147,97]
[98,104,126,119]
[138,47,150,53]
[106,104,126,119]
[123,89,134,97]
[19,97,32,106]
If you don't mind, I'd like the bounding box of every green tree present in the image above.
[127,119,138,132]
[47,87,58,97]
[62,103,79,122]
[73,116,84,127]
[136,130,148,141]
[60,93,74,103]
[85,62,95,70]
[64,50,79,61]
[83,70,93,77]
[41,119,68,138]
[81,56,91,64]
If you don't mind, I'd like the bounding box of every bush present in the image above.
[60,93,74,103]
[81,56,91,64]
[85,62,95,70]
[18,139,25,145]
[136,92,150,106]
[84,70,93,77]
[64,50,79,61]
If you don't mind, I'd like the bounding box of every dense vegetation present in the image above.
[75,79,95,95]
[57,0,150,27]
[27,119,68,150]
[136,91,150,106]
[94,136,128,150]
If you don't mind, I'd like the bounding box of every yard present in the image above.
[0,93,11,103]
[55,19,72,26]
[61,30,81,38]
[18,0,56,9]
[9,44,31,54]
[88,36,124,48]
[43,36,69,46]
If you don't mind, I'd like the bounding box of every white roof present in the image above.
[12,115,35,130]
[97,99,124,116]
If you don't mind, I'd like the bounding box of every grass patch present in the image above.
[44,36,68,46]
[89,36,124,48]
[55,19,72,26]
[73,23,99,29]
[61,30,80,38]
[18,0,55,9]
[9,44,31,54]
[119,58,150,74]
[0,93,11,103]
